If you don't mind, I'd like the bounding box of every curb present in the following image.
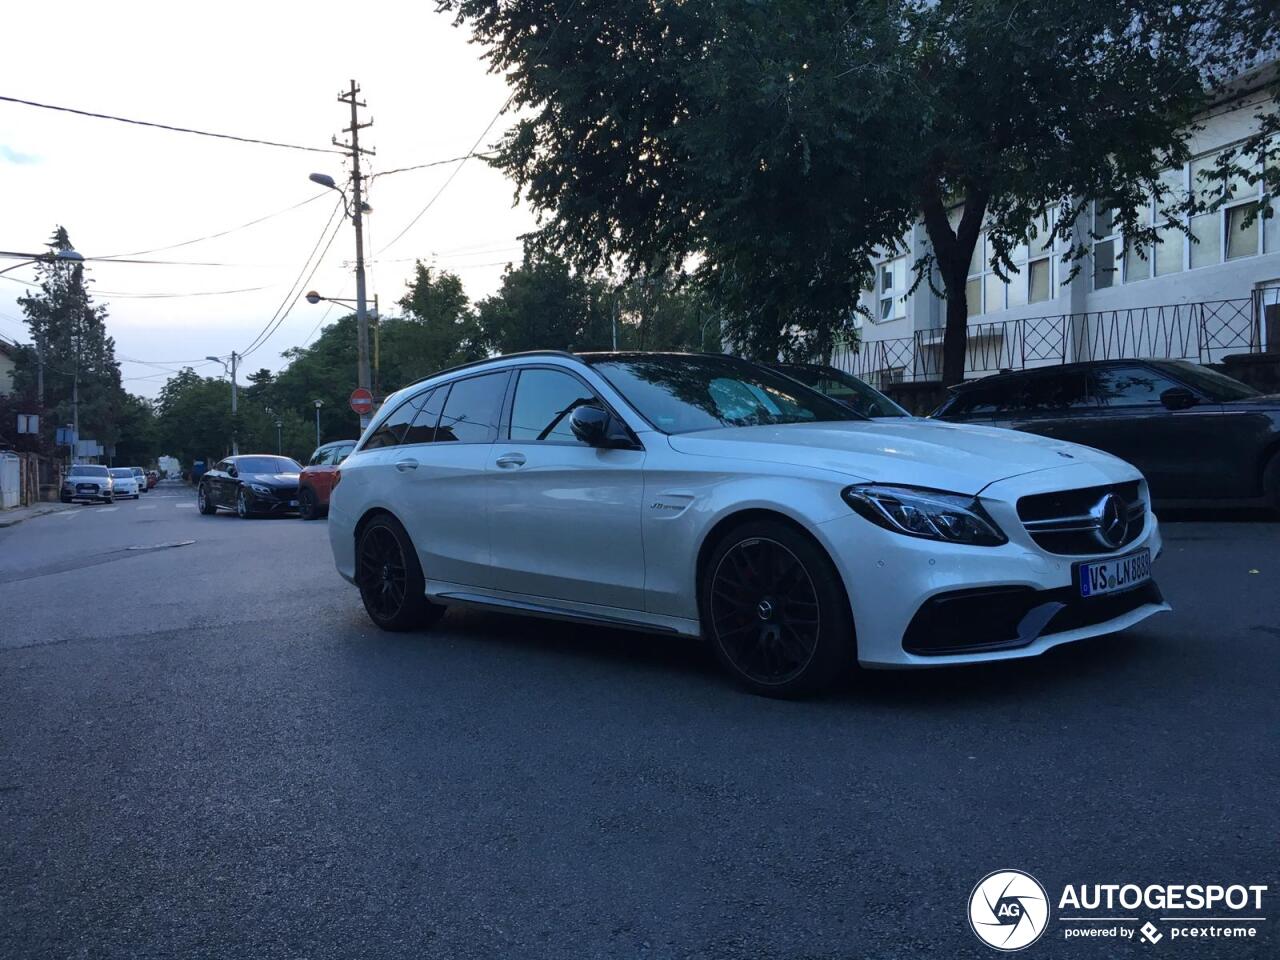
[0,503,76,529]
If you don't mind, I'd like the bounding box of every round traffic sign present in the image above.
[349,388,374,415]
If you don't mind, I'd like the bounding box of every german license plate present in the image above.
[1078,549,1151,598]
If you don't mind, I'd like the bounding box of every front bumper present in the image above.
[815,466,1169,668]
[244,488,301,513]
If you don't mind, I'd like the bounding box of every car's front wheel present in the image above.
[700,518,854,698]
[197,484,216,514]
[236,489,253,519]
[356,515,445,632]
[298,486,319,521]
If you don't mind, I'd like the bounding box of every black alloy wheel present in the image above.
[298,487,318,521]
[236,488,253,519]
[197,484,216,514]
[701,518,854,698]
[355,515,444,631]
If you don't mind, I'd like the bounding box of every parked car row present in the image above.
[60,464,159,503]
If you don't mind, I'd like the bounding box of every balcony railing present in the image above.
[830,297,1265,388]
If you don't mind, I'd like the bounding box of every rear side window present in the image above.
[509,369,599,443]
[437,372,509,443]
[362,396,423,450]
[308,447,332,467]
[402,386,448,445]
[1016,372,1093,413]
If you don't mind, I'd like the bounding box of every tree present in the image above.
[439,0,1279,382]
[476,251,614,353]
[17,226,128,441]
[385,263,485,383]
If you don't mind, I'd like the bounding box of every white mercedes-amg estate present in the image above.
[328,351,1168,697]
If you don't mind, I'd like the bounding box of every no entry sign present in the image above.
[349,388,374,416]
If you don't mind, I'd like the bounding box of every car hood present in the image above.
[243,472,300,485]
[667,420,1131,495]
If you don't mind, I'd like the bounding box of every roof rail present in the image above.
[401,350,580,391]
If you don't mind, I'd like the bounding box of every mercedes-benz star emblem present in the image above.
[1093,492,1129,549]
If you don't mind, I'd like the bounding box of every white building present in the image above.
[845,65,1280,387]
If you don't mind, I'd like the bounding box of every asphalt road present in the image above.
[1,483,1277,959]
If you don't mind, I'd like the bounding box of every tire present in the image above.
[1264,450,1280,514]
[236,489,254,519]
[699,518,854,699]
[104,495,114,504]
[356,515,445,632]
[60,495,71,504]
[298,487,319,521]
[197,484,217,515]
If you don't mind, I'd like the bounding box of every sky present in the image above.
[0,1,536,397]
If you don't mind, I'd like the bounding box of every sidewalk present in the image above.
[0,501,75,529]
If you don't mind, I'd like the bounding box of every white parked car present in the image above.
[328,351,1167,697]
[108,467,141,499]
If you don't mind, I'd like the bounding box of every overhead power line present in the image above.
[0,94,344,154]
[238,198,346,361]
[97,193,329,259]
[372,152,496,179]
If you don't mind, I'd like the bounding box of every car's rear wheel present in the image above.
[197,484,216,514]
[356,515,445,632]
[236,489,253,519]
[298,487,319,521]
[700,518,854,698]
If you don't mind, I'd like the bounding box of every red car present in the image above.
[298,440,357,520]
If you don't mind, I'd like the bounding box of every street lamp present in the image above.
[306,292,381,396]
[0,246,83,276]
[309,166,374,427]
[275,419,284,455]
[206,353,239,456]
[313,399,323,448]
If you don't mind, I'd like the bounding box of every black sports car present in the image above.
[196,455,303,518]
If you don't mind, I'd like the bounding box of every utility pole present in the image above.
[334,80,375,428]
[230,351,239,456]
[372,293,381,398]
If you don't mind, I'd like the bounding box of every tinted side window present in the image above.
[510,369,599,443]
[1016,372,1093,413]
[402,386,447,445]
[362,397,422,450]
[309,447,331,467]
[1091,366,1182,407]
[945,384,1004,417]
[437,372,509,443]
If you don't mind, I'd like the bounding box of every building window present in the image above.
[1092,205,1120,289]
[876,255,908,322]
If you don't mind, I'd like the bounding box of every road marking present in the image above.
[175,503,195,509]
[58,511,81,519]
[99,507,119,513]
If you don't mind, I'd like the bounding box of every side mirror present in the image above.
[569,405,632,448]
[227,465,238,478]
[1160,387,1198,411]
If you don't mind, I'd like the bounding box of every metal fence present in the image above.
[831,296,1267,389]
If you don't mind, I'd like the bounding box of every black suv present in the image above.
[933,359,1280,508]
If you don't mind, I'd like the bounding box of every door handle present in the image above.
[495,453,527,469]
[395,458,419,472]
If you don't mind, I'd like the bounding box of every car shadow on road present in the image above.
[405,604,1161,709]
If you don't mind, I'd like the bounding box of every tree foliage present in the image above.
[438,0,1279,381]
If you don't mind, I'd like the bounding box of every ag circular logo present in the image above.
[968,869,1049,951]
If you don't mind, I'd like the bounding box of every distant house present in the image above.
[0,339,17,398]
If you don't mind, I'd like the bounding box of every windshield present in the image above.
[236,457,301,474]
[1151,360,1261,402]
[774,364,909,417]
[70,465,109,478]
[586,354,859,434]
[109,468,134,479]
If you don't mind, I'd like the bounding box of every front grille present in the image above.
[903,581,1163,655]
[1017,481,1145,555]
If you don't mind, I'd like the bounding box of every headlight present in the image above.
[842,484,1007,546]
[248,483,272,496]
